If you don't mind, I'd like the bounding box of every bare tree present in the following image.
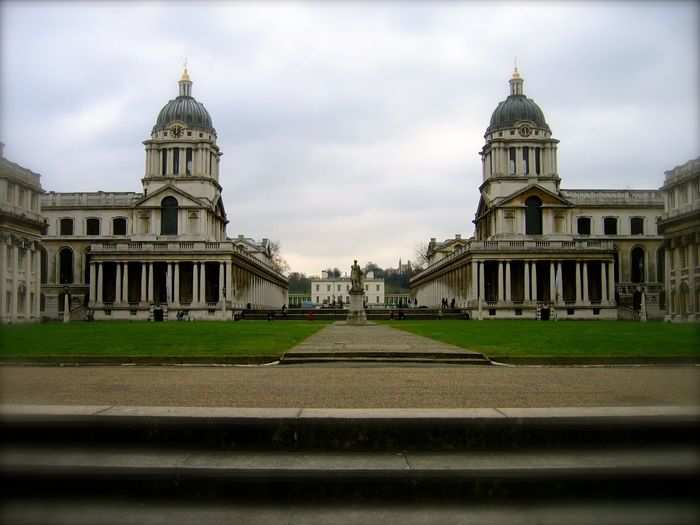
[414,241,430,269]
[269,241,290,275]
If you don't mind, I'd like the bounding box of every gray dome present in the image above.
[153,96,214,134]
[487,94,549,133]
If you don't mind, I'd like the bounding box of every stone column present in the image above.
[664,248,671,316]
[505,261,511,302]
[601,261,608,304]
[225,261,232,304]
[531,262,538,302]
[97,263,103,304]
[24,245,31,319]
[34,246,41,318]
[557,262,563,304]
[582,262,589,305]
[524,262,530,302]
[608,261,615,305]
[147,262,154,303]
[200,261,206,304]
[0,238,6,319]
[575,262,582,304]
[174,263,180,305]
[166,263,172,304]
[11,244,18,321]
[89,262,96,303]
[193,263,199,305]
[478,261,485,300]
[123,262,129,304]
[549,261,556,303]
[498,262,504,303]
[140,263,147,303]
[219,262,224,304]
[115,262,122,305]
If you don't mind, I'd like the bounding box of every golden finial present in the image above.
[180,58,190,82]
[512,56,520,79]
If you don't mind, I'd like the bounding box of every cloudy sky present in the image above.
[1,1,698,275]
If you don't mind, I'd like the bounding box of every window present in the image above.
[327,284,331,292]
[186,148,193,175]
[509,148,516,175]
[60,218,74,236]
[161,150,167,175]
[6,182,14,203]
[376,285,380,291]
[315,284,319,291]
[603,217,618,235]
[668,191,676,209]
[113,217,127,236]
[523,148,530,175]
[160,196,178,235]
[525,196,543,235]
[173,149,180,175]
[337,284,341,291]
[376,296,380,303]
[535,148,541,175]
[59,248,73,284]
[630,217,644,235]
[86,218,100,236]
[577,217,591,235]
[631,247,645,283]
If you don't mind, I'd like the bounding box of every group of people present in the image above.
[441,297,456,310]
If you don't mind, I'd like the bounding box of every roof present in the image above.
[487,95,549,133]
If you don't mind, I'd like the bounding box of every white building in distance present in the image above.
[311,270,385,307]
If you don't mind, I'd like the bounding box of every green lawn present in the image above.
[0,321,329,360]
[384,320,700,358]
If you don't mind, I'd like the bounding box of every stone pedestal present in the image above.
[346,291,367,325]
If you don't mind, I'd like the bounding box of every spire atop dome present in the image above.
[509,63,524,96]
[178,62,192,97]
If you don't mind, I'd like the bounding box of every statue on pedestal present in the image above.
[350,259,364,293]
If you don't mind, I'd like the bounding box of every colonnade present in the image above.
[89,259,286,309]
[0,235,41,323]
[415,258,616,308]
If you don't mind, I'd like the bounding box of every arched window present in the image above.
[525,196,543,235]
[160,197,178,235]
[631,247,645,283]
[59,247,73,284]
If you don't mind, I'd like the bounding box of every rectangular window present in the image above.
[535,148,541,175]
[630,217,644,235]
[577,217,591,235]
[173,149,180,175]
[113,218,127,235]
[86,218,100,236]
[60,218,74,236]
[186,148,193,175]
[509,148,516,175]
[523,148,530,175]
[327,285,331,292]
[668,191,676,209]
[376,296,380,303]
[316,284,319,291]
[7,183,14,203]
[346,296,349,303]
[376,285,380,291]
[161,150,167,175]
[603,217,617,235]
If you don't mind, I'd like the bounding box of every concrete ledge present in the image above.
[2,404,698,422]
[0,356,280,366]
[491,357,700,365]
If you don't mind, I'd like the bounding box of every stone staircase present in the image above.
[242,308,467,321]
[1,405,697,524]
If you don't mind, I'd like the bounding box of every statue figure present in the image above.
[350,259,364,293]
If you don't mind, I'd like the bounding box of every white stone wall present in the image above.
[310,277,385,306]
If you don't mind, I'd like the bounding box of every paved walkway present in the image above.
[285,322,482,356]
[1,365,698,408]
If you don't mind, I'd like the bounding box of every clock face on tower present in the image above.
[171,126,183,138]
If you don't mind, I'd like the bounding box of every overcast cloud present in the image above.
[1,1,698,275]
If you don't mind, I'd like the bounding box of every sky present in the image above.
[1,1,698,276]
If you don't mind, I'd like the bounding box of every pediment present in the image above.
[497,184,572,207]
[136,184,207,209]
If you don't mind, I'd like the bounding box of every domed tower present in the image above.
[479,67,560,201]
[142,67,224,207]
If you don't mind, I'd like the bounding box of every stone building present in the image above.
[658,157,699,321]
[40,68,287,321]
[0,143,45,323]
[311,271,385,307]
[411,68,665,320]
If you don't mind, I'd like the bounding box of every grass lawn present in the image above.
[0,321,330,360]
[383,320,700,358]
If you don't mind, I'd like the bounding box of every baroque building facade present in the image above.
[0,143,45,323]
[658,157,699,321]
[411,69,665,320]
[40,68,287,321]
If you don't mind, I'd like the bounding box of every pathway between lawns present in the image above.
[282,322,489,364]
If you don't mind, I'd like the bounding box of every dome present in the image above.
[152,68,215,134]
[486,68,549,134]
